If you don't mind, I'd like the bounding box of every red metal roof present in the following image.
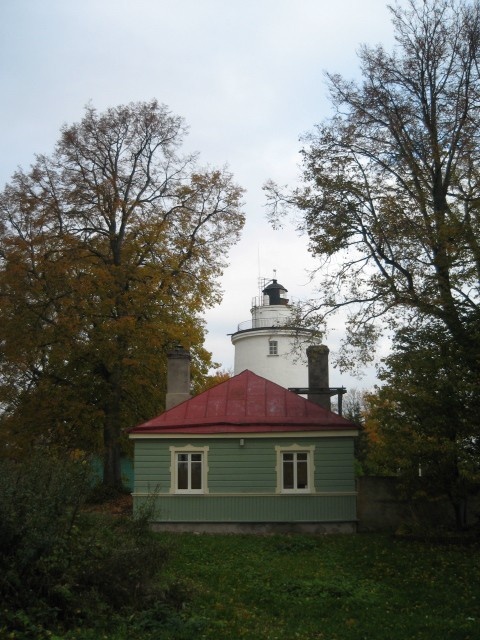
[130,370,357,435]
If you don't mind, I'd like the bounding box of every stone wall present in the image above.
[357,476,480,532]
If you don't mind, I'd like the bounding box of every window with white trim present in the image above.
[170,445,209,494]
[275,445,315,493]
[268,340,278,356]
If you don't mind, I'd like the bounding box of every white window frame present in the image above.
[268,340,278,356]
[275,444,315,494]
[169,445,209,494]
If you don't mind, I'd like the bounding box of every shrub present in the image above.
[0,453,90,598]
[0,452,171,638]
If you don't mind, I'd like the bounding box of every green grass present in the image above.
[160,532,480,640]
[55,532,480,640]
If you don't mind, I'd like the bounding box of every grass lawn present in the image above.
[56,532,480,640]
[158,532,479,640]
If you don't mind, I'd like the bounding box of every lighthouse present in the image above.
[230,277,319,389]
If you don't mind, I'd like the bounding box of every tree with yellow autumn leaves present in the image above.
[0,100,244,488]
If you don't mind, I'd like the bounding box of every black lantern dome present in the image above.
[262,279,289,305]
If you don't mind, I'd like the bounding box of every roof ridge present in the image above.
[130,369,357,434]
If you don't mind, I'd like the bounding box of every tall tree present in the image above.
[341,388,371,475]
[265,0,480,373]
[363,323,480,529]
[0,100,244,487]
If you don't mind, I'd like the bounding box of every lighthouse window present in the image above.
[268,340,278,356]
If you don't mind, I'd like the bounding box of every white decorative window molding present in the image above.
[275,444,315,493]
[169,445,209,494]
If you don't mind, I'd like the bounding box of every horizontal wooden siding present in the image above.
[134,493,357,523]
[134,437,355,494]
[133,436,356,523]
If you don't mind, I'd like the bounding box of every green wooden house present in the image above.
[129,369,358,533]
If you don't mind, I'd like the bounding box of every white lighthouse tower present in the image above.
[230,277,318,389]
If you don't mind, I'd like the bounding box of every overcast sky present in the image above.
[0,0,400,391]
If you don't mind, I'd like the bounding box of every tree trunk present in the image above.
[103,427,122,489]
[102,374,124,490]
[452,498,468,531]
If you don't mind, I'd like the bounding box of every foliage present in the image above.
[0,453,176,639]
[192,367,232,395]
[265,0,480,375]
[363,322,480,529]
[0,100,245,486]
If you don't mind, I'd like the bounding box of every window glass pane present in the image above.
[191,454,202,462]
[191,461,202,490]
[283,453,294,461]
[178,454,188,462]
[283,458,294,489]
[177,461,188,489]
[297,460,308,489]
[297,453,308,461]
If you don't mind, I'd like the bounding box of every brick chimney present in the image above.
[166,346,191,410]
[306,345,330,410]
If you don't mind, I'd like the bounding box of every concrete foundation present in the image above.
[151,521,357,534]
